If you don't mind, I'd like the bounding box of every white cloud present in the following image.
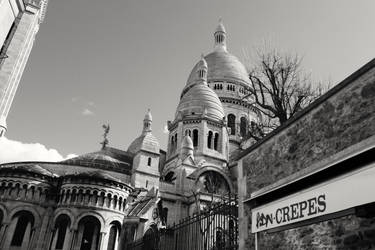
[82,108,94,116]
[0,137,77,164]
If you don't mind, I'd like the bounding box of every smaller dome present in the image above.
[180,135,194,160]
[187,51,250,86]
[127,133,160,154]
[197,54,208,70]
[175,83,225,121]
[181,135,193,151]
[128,110,160,154]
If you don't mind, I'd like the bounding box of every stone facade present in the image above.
[238,59,375,249]
[253,215,375,250]
[0,0,48,136]
[0,20,256,250]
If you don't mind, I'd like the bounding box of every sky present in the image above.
[2,0,375,162]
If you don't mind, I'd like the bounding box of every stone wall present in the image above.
[238,59,375,249]
[250,215,375,250]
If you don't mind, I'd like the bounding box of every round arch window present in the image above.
[197,171,230,195]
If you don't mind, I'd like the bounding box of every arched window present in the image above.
[71,189,77,203]
[107,222,121,250]
[171,136,174,152]
[240,117,248,137]
[227,114,236,135]
[174,134,178,146]
[197,171,230,195]
[78,216,101,250]
[51,214,71,250]
[193,129,198,147]
[185,129,191,137]
[214,133,219,151]
[10,211,34,247]
[207,131,213,149]
[147,157,152,166]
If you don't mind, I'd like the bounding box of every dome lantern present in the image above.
[214,19,227,52]
[143,109,152,134]
[197,54,208,83]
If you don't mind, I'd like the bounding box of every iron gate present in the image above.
[126,195,238,250]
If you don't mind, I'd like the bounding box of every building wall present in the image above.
[0,170,132,250]
[0,0,20,46]
[131,151,160,190]
[253,214,375,250]
[0,0,47,136]
[238,59,375,249]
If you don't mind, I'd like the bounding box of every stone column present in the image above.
[69,229,77,250]
[98,232,106,250]
[22,222,32,250]
[62,227,72,250]
[50,228,58,250]
[237,159,249,250]
[0,223,9,249]
[75,226,84,250]
[2,216,18,250]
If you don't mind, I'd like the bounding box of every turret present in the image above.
[143,109,152,134]
[128,109,160,190]
[180,135,194,161]
[197,54,208,83]
[214,19,227,52]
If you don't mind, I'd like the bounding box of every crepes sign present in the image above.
[254,194,326,231]
[251,163,375,233]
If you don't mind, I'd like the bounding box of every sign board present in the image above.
[251,163,375,233]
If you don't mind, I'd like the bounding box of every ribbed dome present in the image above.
[127,133,160,154]
[0,164,55,177]
[175,82,224,121]
[62,147,133,171]
[186,51,249,86]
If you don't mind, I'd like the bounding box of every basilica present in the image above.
[0,21,257,250]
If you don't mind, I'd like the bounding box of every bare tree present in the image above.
[244,48,327,140]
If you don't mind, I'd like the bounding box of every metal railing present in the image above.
[126,195,238,250]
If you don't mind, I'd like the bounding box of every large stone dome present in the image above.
[175,82,225,121]
[186,50,250,86]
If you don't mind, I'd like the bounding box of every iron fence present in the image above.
[126,195,238,250]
